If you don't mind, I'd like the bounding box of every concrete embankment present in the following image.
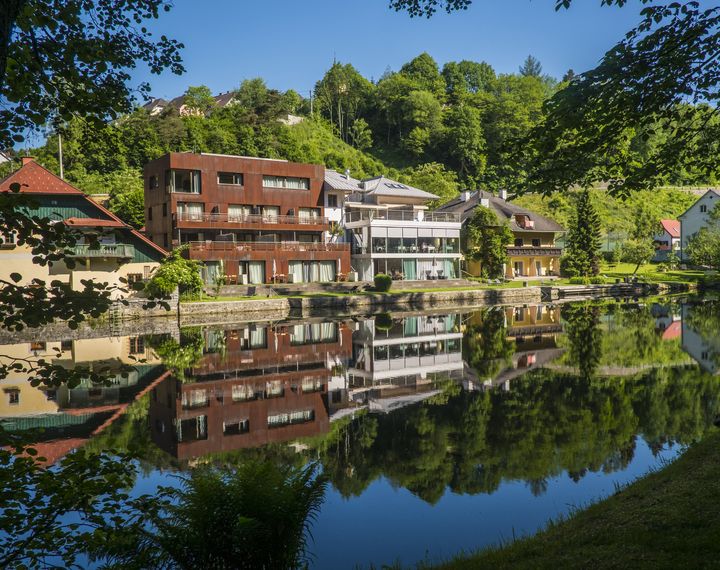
[179,287,543,323]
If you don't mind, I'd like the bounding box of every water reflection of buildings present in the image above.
[328,312,465,419]
[0,336,166,463]
[149,321,352,460]
[466,304,564,390]
[680,303,720,374]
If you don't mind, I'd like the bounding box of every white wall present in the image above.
[680,191,720,259]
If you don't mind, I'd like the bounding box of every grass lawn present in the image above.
[600,262,707,284]
[434,428,720,570]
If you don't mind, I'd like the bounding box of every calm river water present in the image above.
[3,298,720,568]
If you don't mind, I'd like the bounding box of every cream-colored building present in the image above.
[0,158,166,296]
[436,190,564,278]
[678,189,720,261]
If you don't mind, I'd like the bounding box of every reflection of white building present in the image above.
[328,313,464,419]
[681,304,720,374]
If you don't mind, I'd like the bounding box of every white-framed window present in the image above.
[218,172,244,185]
[701,204,708,213]
[262,175,310,190]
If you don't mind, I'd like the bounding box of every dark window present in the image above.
[328,194,338,208]
[162,203,167,217]
[45,390,57,401]
[61,340,72,352]
[223,419,250,436]
[30,341,46,352]
[163,235,168,248]
[127,273,143,285]
[166,169,201,194]
[148,207,153,221]
[532,238,541,247]
[218,172,244,185]
[700,205,708,213]
[6,390,19,405]
[129,337,145,355]
[514,238,524,247]
[149,175,158,189]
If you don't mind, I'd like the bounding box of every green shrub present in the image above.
[374,273,392,292]
[145,248,203,299]
[374,312,394,331]
[568,276,590,285]
[589,276,607,284]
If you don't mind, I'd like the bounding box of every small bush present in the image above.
[374,273,392,292]
[568,276,590,285]
[589,276,606,284]
[374,312,393,331]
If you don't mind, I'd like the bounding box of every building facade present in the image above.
[436,191,564,279]
[149,320,352,460]
[335,176,462,281]
[0,158,166,296]
[678,189,720,261]
[143,152,351,284]
[653,219,681,261]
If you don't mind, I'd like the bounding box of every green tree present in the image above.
[0,0,184,148]
[348,118,373,150]
[145,247,203,299]
[399,162,460,208]
[519,55,543,78]
[463,205,513,278]
[442,60,495,97]
[563,189,602,276]
[94,462,327,570]
[443,104,486,184]
[109,184,145,229]
[621,238,655,275]
[399,52,446,96]
[183,85,216,114]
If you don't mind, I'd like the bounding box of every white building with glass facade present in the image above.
[334,176,462,281]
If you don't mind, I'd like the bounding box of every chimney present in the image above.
[499,189,508,201]
[344,168,351,180]
[21,156,35,166]
[461,191,471,202]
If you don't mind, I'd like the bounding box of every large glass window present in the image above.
[262,175,310,190]
[372,237,387,253]
[166,169,201,194]
[218,172,244,185]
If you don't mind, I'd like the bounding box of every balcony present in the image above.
[188,240,350,260]
[345,210,460,224]
[68,244,135,258]
[506,246,562,257]
[174,212,330,230]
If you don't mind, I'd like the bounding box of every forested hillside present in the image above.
[13,52,714,230]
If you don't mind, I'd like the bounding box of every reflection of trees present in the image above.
[560,302,603,378]
[463,308,514,379]
[316,365,720,504]
[148,327,204,381]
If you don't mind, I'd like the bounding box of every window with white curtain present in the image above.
[289,261,303,283]
[231,384,255,402]
[318,260,335,282]
[248,261,265,284]
[228,204,251,222]
[262,175,310,190]
[181,389,209,409]
[178,202,204,220]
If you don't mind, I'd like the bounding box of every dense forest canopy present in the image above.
[11,52,717,230]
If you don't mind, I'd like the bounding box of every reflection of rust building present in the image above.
[149,321,352,460]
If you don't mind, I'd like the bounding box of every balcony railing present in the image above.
[175,212,329,226]
[506,246,562,257]
[188,241,350,256]
[345,210,460,224]
[68,244,135,258]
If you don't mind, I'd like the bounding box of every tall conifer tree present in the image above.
[563,189,602,276]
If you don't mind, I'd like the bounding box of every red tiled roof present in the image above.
[64,217,125,228]
[662,321,681,341]
[0,160,168,258]
[0,160,84,195]
[660,219,681,238]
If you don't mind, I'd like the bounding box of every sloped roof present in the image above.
[360,176,438,200]
[660,219,680,238]
[0,160,84,195]
[324,169,361,192]
[64,217,126,228]
[142,98,168,110]
[678,189,720,219]
[214,92,236,107]
[0,160,167,258]
[436,190,564,232]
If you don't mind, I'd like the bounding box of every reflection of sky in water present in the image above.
[310,441,681,569]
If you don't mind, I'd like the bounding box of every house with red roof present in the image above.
[653,219,681,261]
[0,157,166,297]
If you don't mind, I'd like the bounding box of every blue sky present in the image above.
[141,0,641,100]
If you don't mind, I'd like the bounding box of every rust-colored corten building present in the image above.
[143,152,351,284]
